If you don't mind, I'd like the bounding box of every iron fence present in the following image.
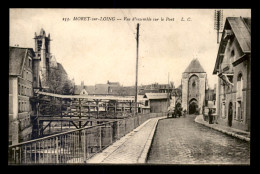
[8,112,166,164]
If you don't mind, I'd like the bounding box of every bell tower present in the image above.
[34,28,51,84]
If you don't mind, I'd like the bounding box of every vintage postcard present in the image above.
[9,8,250,165]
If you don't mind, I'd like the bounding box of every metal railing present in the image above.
[8,112,166,165]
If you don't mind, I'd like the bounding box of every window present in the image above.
[18,100,21,112]
[21,102,23,112]
[231,49,235,57]
[18,84,20,95]
[236,101,241,121]
[236,73,244,122]
[145,100,149,106]
[192,81,196,87]
[221,103,226,118]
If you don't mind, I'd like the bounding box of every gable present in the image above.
[184,59,205,73]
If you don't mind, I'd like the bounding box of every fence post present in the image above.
[56,137,59,164]
[99,126,102,151]
[110,125,113,144]
[117,121,120,139]
[83,130,86,163]
[125,119,127,134]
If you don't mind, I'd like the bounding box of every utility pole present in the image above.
[135,23,140,116]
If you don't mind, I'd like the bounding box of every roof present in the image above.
[227,17,251,53]
[213,17,251,74]
[35,90,136,101]
[57,63,67,75]
[107,81,120,86]
[184,58,205,73]
[139,89,159,95]
[109,86,136,96]
[9,47,35,76]
[144,93,169,100]
[95,84,109,94]
[86,86,96,94]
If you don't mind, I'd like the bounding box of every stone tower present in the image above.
[181,58,207,114]
[34,28,51,87]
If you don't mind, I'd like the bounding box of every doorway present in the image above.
[189,99,198,114]
[228,102,233,127]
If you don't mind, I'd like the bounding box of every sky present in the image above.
[10,9,251,88]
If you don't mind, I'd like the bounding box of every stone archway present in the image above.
[189,99,198,114]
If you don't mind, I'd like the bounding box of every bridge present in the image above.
[8,91,250,165]
[9,91,166,164]
[30,91,149,137]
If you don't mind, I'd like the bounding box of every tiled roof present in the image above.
[9,47,27,76]
[184,58,205,73]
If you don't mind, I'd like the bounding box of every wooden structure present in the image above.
[32,91,144,138]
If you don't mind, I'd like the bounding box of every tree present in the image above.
[62,80,74,95]
[47,67,64,94]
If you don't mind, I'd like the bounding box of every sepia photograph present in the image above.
[9,8,251,165]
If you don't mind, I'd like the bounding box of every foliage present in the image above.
[42,66,74,95]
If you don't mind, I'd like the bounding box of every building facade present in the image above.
[143,93,169,113]
[9,47,35,145]
[213,17,251,131]
[182,59,207,114]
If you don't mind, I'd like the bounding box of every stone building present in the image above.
[181,58,207,114]
[9,46,35,145]
[33,28,52,88]
[213,17,251,131]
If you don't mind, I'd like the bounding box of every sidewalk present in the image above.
[195,115,250,142]
[87,116,167,164]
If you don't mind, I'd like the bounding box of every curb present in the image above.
[87,119,152,163]
[194,116,250,142]
[137,116,167,163]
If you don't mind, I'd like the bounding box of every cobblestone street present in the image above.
[147,115,250,164]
